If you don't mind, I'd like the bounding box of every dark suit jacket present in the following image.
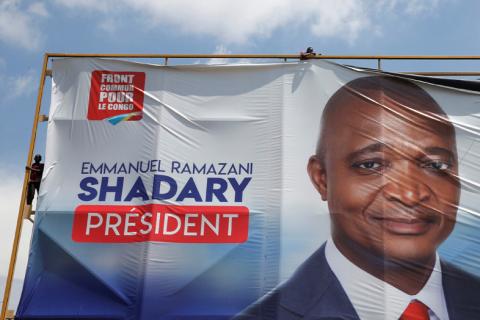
[234,244,480,320]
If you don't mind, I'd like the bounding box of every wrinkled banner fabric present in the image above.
[16,59,480,319]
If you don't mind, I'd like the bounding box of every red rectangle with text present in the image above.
[73,204,249,243]
[87,70,145,121]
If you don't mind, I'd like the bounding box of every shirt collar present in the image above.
[325,238,449,320]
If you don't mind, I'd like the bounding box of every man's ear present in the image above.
[307,155,328,201]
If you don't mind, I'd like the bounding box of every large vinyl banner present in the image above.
[17,58,480,319]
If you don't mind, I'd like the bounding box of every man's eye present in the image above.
[353,161,382,170]
[423,161,450,171]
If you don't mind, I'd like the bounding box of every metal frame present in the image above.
[2,52,480,320]
[45,53,480,76]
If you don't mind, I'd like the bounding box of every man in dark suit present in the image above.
[236,76,480,319]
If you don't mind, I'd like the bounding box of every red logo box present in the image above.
[87,71,145,122]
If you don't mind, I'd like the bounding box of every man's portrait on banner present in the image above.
[236,75,480,320]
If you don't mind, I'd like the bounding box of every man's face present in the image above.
[308,92,460,265]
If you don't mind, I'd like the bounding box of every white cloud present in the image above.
[206,45,231,65]
[309,0,371,44]
[0,167,32,306]
[404,0,440,15]
[52,0,445,45]
[98,18,118,33]
[123,0,302,44]
[197,45,271,65]
[0,0,46,50]
[0,68,37,102]
[10,69,36,99]
[28,2,49,17]
[53,0,115,12]
[382,0,441,16]
[0,168,23,267]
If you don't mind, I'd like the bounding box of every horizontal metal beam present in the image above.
[400,71,480,76]
[44,54,480,75]
[46,53,301,59]
[45,53,480,60]
[314,55,480,60]
[44,69,480,77]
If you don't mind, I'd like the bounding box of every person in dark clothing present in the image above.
[26,154,44,205]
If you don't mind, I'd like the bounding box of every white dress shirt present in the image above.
[325,238,449,320]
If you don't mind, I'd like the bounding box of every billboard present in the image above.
[17,58,480,319]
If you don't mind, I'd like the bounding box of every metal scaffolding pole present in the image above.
[1,54,49,320]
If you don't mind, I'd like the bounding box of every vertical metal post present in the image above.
[1,54,49,320]
[377,58,382,70]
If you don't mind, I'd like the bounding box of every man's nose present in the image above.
[382,161,432,207]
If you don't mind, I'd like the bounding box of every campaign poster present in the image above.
[16,58,480,319]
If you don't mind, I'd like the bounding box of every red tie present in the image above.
[400,300,430,320]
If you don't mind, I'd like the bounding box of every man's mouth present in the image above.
[368,216,436,235]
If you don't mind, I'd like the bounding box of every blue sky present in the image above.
[1,0,480,308]
[2,0,480,166]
